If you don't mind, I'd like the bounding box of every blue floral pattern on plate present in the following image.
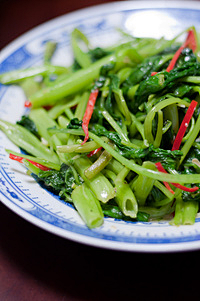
[1,1,200,252]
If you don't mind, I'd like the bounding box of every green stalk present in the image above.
[22,159,41,175]
[84,150,112,179]
[71,28,92,68]
[64,107,74,120]
[48,128,200,183]
[163,103,179,134]
[0,119,59,163]
[144,97,183,145]
[153,110,163,148]
[30,53,116,108]
[51,134,72,164]
[102,110,130,144]
[101,169,117,182]
[172,195,199,225]
[20,78,41,98]
[29,108,58,146]
[44,41,57,63]
[182,201,199,225]
[182,76,200,84]
[131,161,156,206]
[6,149,60,170]
[154,180,175,201]
[182,117,195,142]
[57,139,104,153]
[0,64,68,84]
[47,96,80,119]
[114,166,138,218]
[75,91,90,120]
[71,183,104,228]
[117,67,132,84]
[130,113,148,147]
[114,181,138,218]
[113,88,132,125]
[179,112,200,165]
[106,158,124,174]
[115,166,130,183]
[139,202,174,220]
[73,156,115,203]
[57,115,70,128]
[102,110,140,148]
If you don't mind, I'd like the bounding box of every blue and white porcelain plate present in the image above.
[1,1,200,252]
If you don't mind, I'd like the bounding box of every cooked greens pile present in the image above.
[1,27,200,228]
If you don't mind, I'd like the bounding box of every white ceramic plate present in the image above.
[1,1,200,252]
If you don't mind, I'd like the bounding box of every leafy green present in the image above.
[91,124,182,168]
[17,115,38,137]
[124,54,169,87]
[176,147,200,202]
[37,164,78,200]
[182,186,200,202]
[170,84,193,98]
[101,203,149,222]
[133,61,200,112]
[146,145,182,170]
[89,47,111,62]
[105,74,120,115]
[147,186,166,204]
[67,118,82,129]
[176,48,197,67]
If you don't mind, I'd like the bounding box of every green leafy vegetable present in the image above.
[1,27,200,228]
[37,164,79,200]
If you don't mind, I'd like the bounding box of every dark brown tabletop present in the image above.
[1,0,200,300]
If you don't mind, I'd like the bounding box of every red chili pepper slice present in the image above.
[9,154,24,163]
[151,30,197,75]
[155,162,199,193]
[171,100,198,151]
[9,153,51,171]
[81,88,99,145]
[184,29,197,52]
[24,100,32,108]
[155,162,175,194]
[166,29,197,72]
[87,147,102,158]
[171,182,199,193]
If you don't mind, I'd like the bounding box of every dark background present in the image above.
[0,0,119,49]
[0,0,200,300]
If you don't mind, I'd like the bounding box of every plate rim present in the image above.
[1,0,200,58]
[1,0,200,252]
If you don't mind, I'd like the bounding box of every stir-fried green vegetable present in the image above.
[1,26,200,228]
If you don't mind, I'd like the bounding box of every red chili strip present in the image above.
[81,88,99,145]
[155,162,175,194]
[171,100,198,151]
[9,153,24,163]
[185,29,197,52]
[24,100,32,108]
[166,29,197,72]
[87,147,102,158]
[155,162,199,193]
[151,29,197,76]
[151,71,158,76]
[9,153,50,171]
[27,160,51,171]
[171,182,199,193]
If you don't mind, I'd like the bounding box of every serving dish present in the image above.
[1,1,200,252]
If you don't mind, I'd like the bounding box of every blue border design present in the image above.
[1,5,200,248]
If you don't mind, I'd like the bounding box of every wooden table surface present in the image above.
[1,0,200,300]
